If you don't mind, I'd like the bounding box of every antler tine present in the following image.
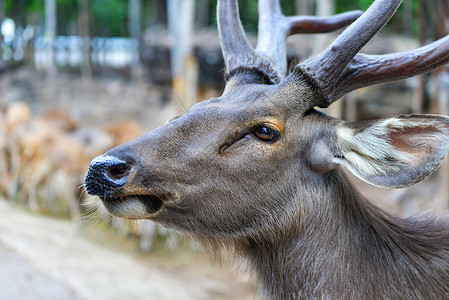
[219,0,362,84]
[218,0,281,84]
[255,0,286,76]
[286,11,363,35]
[256,0,362,77]
[330,35,449,101]
[298,0,402,107]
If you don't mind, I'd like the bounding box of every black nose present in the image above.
[85,155,133,196]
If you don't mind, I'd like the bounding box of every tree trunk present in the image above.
[129,0,141,39]
[428,0,448,114]
[313,0,334,55]
[433,0,449,210]
[296,0,314,15]
[401,0,413,35]
[196,0,209,28]
[314,0,341,118]
[433,71,449,212]
[45,0,57,80]
[412,0,429,114]
[78,0,92,80]
[431,0,449,40]
[167,0,197,113]
[129,0,141,81]
[0,0,4,60]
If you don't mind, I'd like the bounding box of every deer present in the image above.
[85,0,449,298]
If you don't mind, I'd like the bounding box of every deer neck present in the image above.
[241,169,449,299]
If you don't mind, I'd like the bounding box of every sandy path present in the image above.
[0,241,78,300]
[0,200,256,300]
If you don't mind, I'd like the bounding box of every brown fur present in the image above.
[84,0,449,297]
[85,77,449,299]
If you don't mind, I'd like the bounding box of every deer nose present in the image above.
[85,155,133,196]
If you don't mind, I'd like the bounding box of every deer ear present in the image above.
[333,115,449,188]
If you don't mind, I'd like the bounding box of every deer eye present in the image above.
[252,125,280,143]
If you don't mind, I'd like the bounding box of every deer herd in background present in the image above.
[0,102,157,243]
[0,100,183,251]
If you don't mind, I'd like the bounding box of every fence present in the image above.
[1,26,139,71]
[34,36,138,70]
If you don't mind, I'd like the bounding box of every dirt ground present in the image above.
[0,199,257,300]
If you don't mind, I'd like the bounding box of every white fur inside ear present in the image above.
[336,120,410,177]
[335,116,449,188]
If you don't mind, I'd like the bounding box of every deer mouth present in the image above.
[100,194,167,219]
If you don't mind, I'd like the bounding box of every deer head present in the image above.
[85,0,449,264]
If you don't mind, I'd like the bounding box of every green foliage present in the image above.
[232,0,296,32]
[238,0,258,32]
[0,0,425,38]
[57,0,77,34]
[4,0,43,25]
[92,0,128,36]
[206,0,218,25]
[25,0,44,15]
[202,0,421,36]
[336,0,371,12]
[280,0,296,16]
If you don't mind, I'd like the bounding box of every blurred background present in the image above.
[0,0,448,299]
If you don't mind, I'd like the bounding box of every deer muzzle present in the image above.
[85,155,133,197]
[84,150,175,219]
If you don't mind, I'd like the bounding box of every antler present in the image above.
[218,0,362,83]
[218,0,278,83]
[331,36,449,101]
[256,0,362,77]
[295,0,449,108]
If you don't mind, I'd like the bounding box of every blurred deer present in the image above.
[106,120,145,146]
[3,102,33,200]
[85,0,449,298]
[4,102,87,216]
[0,106,8,193]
